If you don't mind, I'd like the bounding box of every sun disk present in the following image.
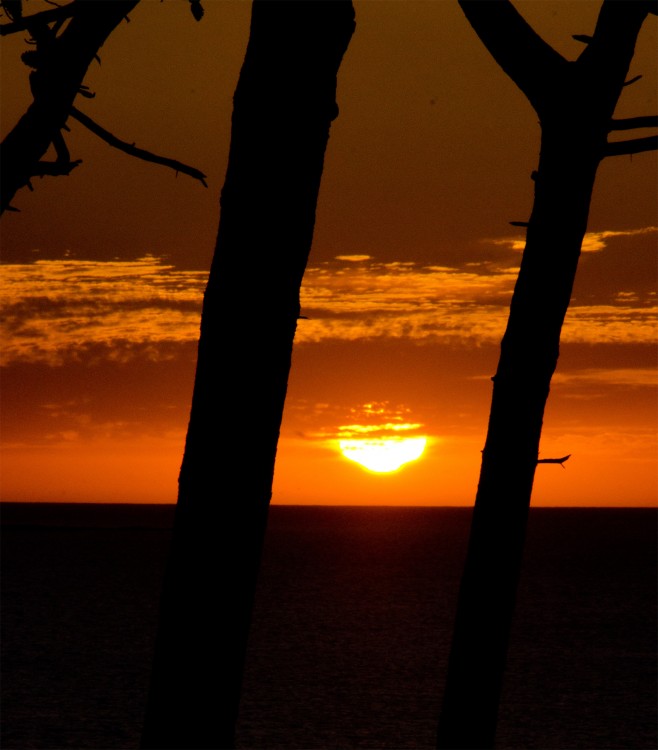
[339,436,427,473]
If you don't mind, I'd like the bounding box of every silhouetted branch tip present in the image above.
[70,107,208,187]
[605,135,658,157]
[623,74,643,87]
[537,454,571,468]
[572,34,593,44]
[509,220,529,227]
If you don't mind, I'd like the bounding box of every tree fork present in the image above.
[437,2,653,748]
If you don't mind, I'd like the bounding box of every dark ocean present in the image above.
[1,503,656,750]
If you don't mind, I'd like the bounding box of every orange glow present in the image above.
[0,1,655,507]
[0,437,183,504]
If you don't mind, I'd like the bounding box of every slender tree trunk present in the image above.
[437,3,654,747]
[141,3,354,748]
[0,0,139,213]
[437,130,599,750]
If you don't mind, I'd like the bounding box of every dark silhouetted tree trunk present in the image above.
[141,2,355,748]
[0,0,139,213]
[437,2,656,748]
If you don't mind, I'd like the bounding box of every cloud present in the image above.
[334,254,372,262]
[1,256,206,365]
[492,225,657,253]
[562,305,657,344]
[302,401,430,444]
[2,245,656,365]
[297,254,656,346]
[552,368,658,388]
[580,227,658,253]
[297,257,518,344]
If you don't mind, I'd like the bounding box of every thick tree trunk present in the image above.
[141,3,354,748]
[437,3,653,747]
[0,0,139,213]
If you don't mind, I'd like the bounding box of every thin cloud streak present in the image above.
[2,240,656,364]
[491,225,657,253]
[552,368,658,387]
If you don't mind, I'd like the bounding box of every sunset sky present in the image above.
[1,0,656,506]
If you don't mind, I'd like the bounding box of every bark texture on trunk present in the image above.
[437,3,653,748]
[141,3,354,748]
[0,0,139,213]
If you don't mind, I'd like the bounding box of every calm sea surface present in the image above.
[1,504,656,749]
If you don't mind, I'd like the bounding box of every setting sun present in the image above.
[339,436,427,473]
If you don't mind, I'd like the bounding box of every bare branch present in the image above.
[623,74,643,87]
[458,0,567,115]
[31,159,81,177]
[572,34,593,44]
[609,115,658,131]
[537,454,571,467]
[509,220,529,227]
[70,106,208,187]
[605,135,658,157]
[1,0,140,213]
[0,1,75,35]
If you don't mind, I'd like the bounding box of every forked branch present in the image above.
[0,0,140,213]
[458,0,568,115]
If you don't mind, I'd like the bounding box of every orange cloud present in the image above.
[2,243,655,365]
[1,256,206,365]
[552,368,658,387]
[491,225,657,253]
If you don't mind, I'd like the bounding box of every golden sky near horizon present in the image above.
[1,0,657,506]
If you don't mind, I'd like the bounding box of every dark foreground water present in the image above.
[1,504,656,750]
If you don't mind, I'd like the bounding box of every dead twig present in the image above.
[70,106,208,187]
[537,453,571,468]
